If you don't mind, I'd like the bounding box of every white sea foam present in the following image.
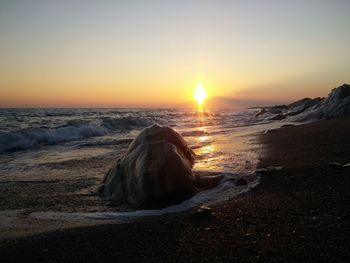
[1,108,264,227]
[0,125,108,152]
[0,117,159,153]
[30,174,260,221]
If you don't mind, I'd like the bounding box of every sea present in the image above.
[0,108,285,223]
[0,108,259,152]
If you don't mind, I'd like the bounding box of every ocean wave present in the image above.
[101,117,156,130]
[0,125,108,153]
[79,138,133,148]
[0,109,259,153]
[0,116,160,153]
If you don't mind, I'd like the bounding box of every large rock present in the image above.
[255,108,267,117]
[269,113,286,120]
[99,124,197,207]
[293,84,350,121]
[286,97,324,116]
[318,84,350,118]
[257,84,350,122]
[267,105,288,114]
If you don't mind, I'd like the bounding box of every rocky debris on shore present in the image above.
[286,97,324,116]
[255,83,350,122]
[255,108,267,116]
[269,114,285,120]
[268,105,289,114]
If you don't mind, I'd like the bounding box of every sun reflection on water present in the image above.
[192,126,223,171]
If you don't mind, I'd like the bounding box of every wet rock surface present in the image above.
[255,84,350,122]
[269,114,286,120]
[99,124,197,208]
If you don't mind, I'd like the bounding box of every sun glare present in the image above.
[194,82,207,105]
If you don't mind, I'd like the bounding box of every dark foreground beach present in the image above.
[1,116,349,262]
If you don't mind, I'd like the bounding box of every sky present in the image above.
[0,0,349,108]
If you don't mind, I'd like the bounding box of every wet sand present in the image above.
[0,123,264,239]
[0,148,128,239]
[1,116,349,262]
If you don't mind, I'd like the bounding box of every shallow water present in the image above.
[0,108,265,181]
[0,108,291,235]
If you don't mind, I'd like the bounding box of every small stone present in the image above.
[192,204,213,220]
[235,178,248,186]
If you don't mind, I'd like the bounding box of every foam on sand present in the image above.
[30,173,260,221]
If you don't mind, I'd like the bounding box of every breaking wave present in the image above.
[0,116,158,153]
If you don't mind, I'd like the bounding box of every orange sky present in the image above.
[1,1,349,108]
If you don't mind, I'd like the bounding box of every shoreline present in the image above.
[0,125,262,239]
[1,116,349,262]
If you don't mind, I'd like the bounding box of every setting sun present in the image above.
[194,82,207,105]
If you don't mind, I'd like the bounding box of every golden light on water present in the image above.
[194,82,207,106]
[193,127,219,171]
